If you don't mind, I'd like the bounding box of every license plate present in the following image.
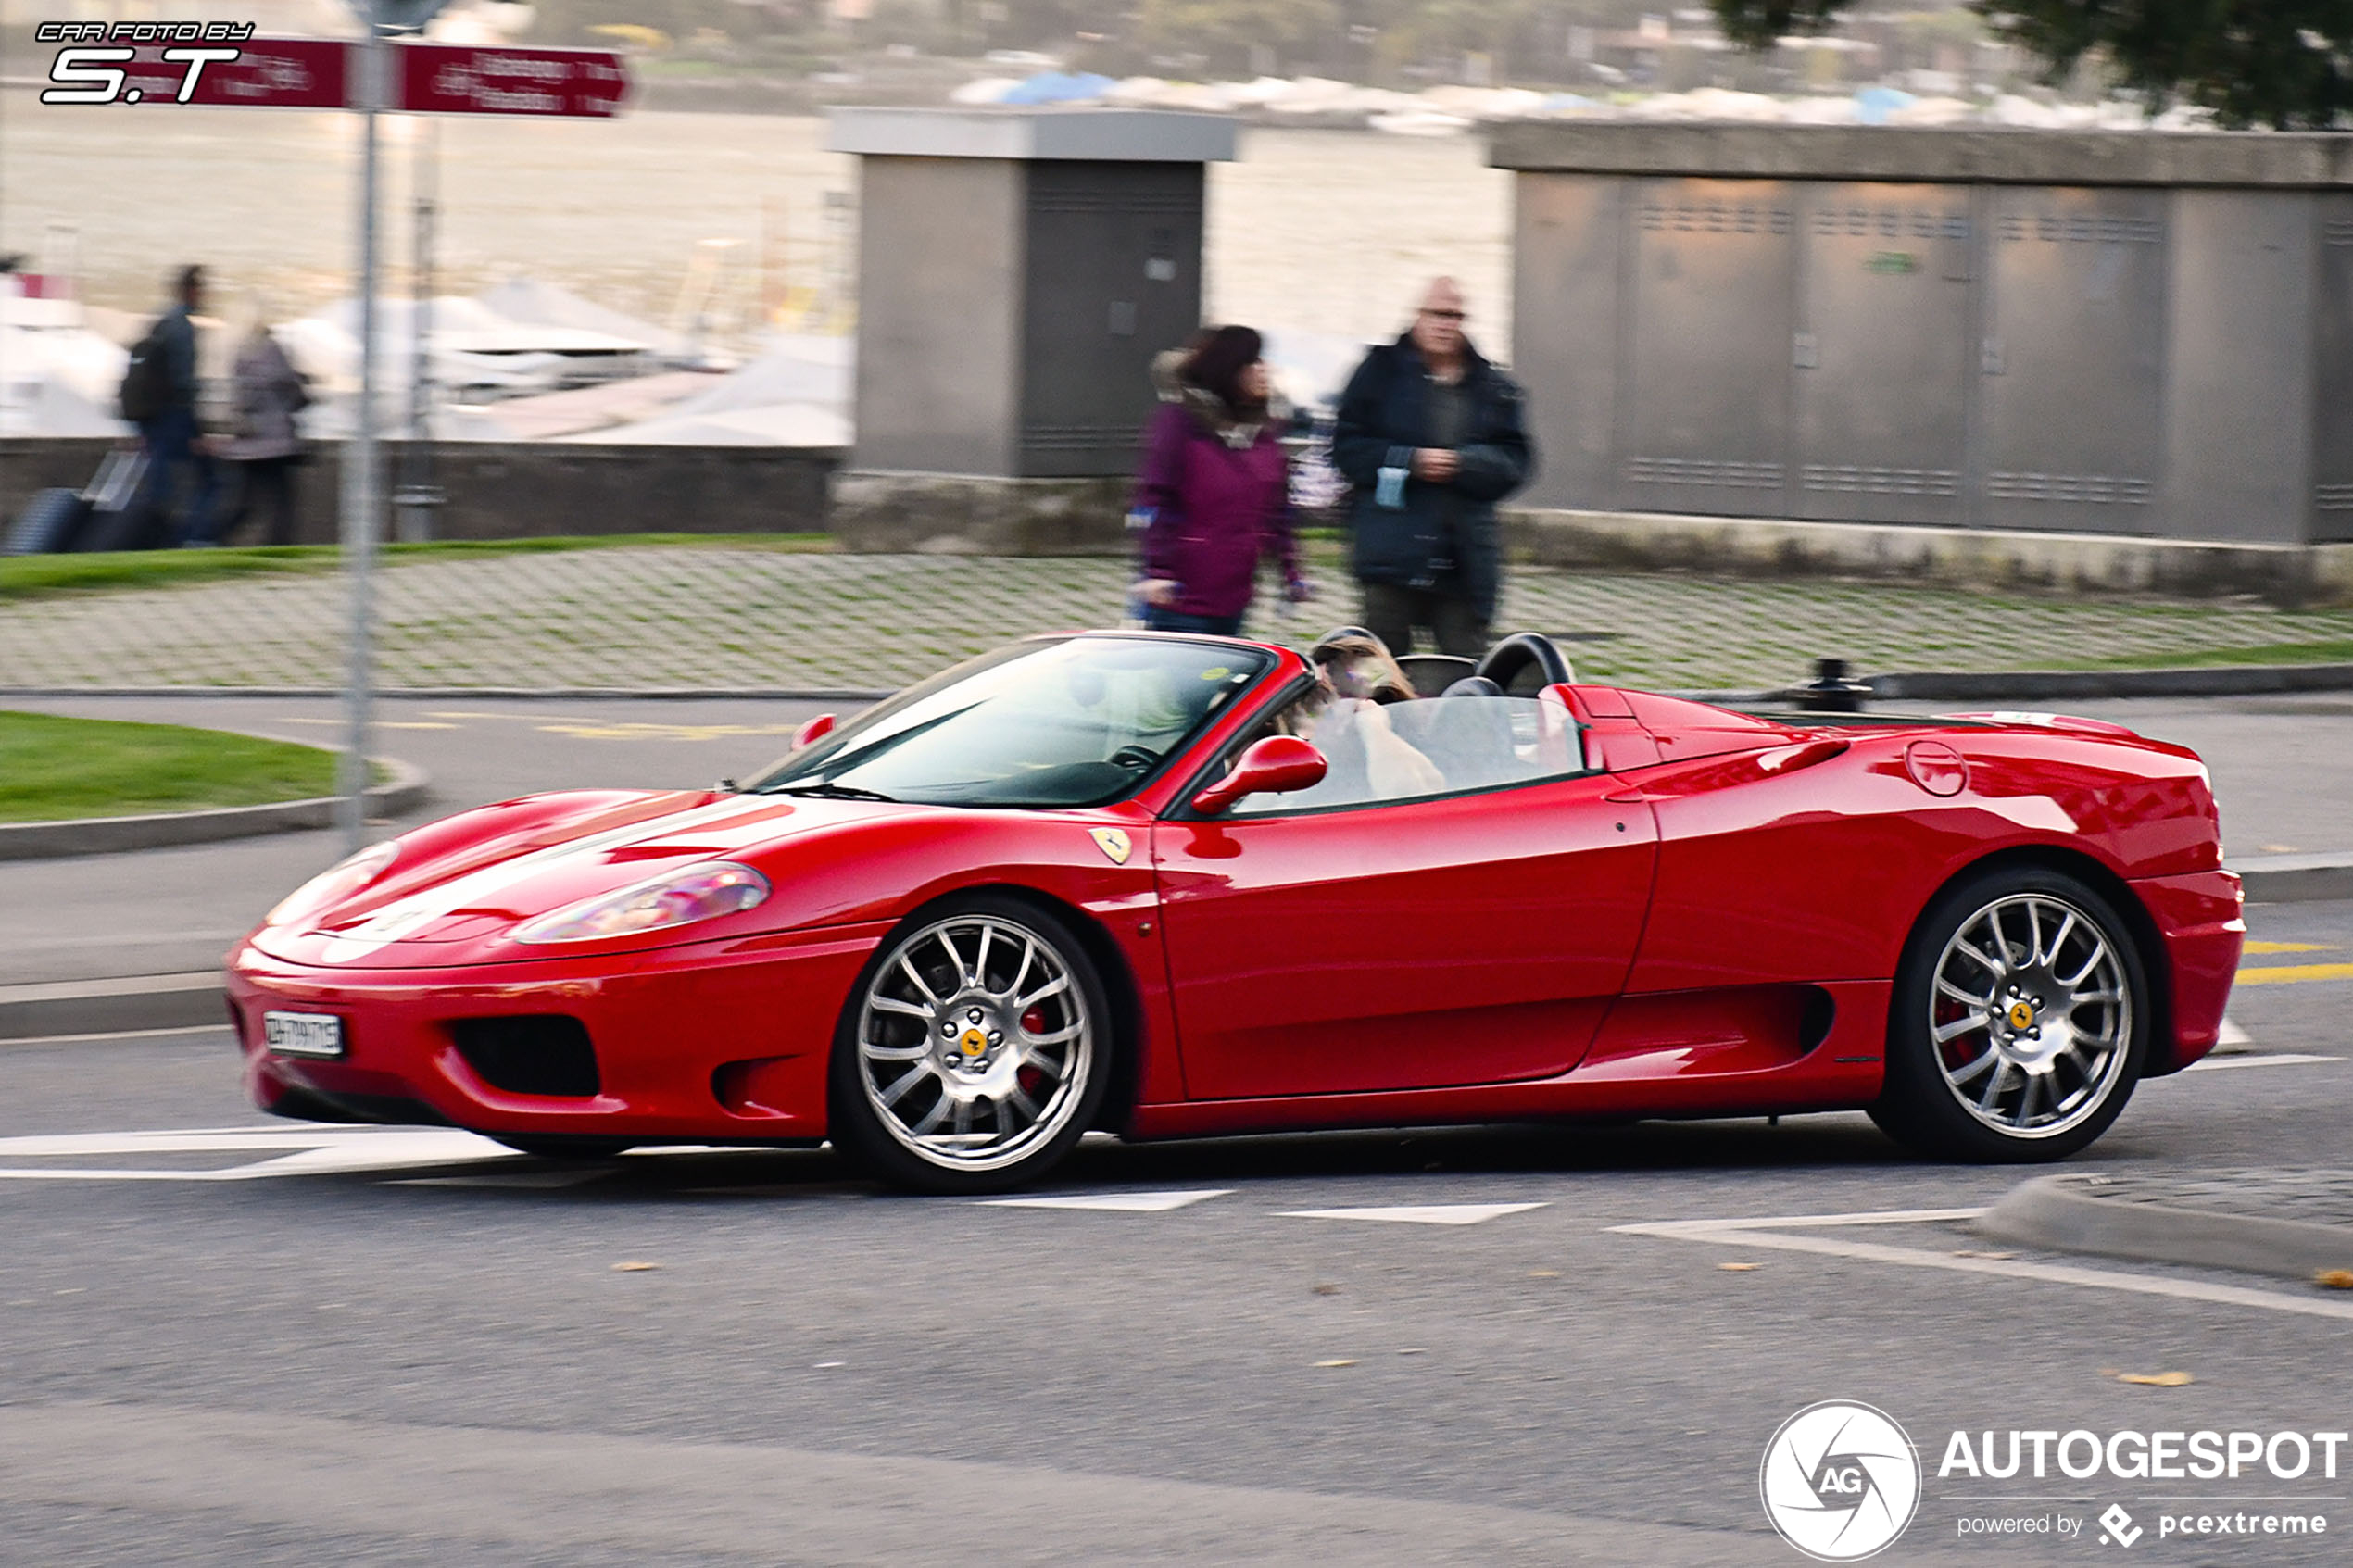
[262,1010,346,1059]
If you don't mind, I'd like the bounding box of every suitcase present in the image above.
[3,487,92,555]
[73,448,168,553]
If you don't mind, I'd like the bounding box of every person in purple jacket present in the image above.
[1130,325,1313,637]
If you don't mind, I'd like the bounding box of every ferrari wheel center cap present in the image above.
[2007,1000,2037,1031]
[958,1027,988,1059]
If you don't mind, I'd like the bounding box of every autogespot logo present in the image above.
[1761,1400,1924,1561]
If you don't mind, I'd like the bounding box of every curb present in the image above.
[1,666,2351,708]
[0,686,897,702]
[1868,665,2353,702]
[1975,1173,2353,1283]
[0,971,226,1041]
[0,758,431,861]
[2229,853,2353,905]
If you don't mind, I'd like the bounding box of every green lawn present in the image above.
[0,710,343,822]
[0,534,832,603]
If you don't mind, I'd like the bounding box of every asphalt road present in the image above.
[4,691,2350,1562]
[1,900,2347,1564]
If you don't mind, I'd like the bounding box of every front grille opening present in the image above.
[447,1015,601,1098]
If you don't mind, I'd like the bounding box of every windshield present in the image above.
[745,636,1272,809]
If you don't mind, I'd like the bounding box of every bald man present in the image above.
[1330,278,1533,659]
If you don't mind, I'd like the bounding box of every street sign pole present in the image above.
[395,116,443,544]
[338,12,385,853]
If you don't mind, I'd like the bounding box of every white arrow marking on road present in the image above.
[1277,1203,1550,1226]
[0,1125,521,1182]
[976,1189,1234,1212]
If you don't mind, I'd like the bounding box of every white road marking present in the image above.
[1610,1210,2353,1323]
[2216,1017,2253,1047]
[1277,1202,1550,1226]
[2181,1053,2339,1073]
[0,1125,519,1182]
[978,1189,1233,1212]
[1,1024,225,1047]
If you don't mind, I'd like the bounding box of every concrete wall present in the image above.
[2,440,841,544]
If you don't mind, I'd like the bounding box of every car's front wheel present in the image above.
[1870,865,2149,1162]
[828,894,1111,1194]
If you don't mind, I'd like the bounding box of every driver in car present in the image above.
[1260,633,1444,806]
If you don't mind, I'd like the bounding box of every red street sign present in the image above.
[36,38,624,116]
[398,44,629,119]
[65,39,349,108]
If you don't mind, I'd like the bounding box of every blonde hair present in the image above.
[1313,633,1417,704]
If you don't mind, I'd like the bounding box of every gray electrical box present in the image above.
[831,108,1238,480]
[1494,124,2353,547]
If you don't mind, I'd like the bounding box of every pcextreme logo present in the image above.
[1760,1400,1924,1562]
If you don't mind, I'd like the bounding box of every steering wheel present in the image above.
[1108,744,1162,771]
[1473,633,1574,696]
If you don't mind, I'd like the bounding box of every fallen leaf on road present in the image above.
[610,1261,661,1273]
[1952,1249,2017,1260]
[2117,1371,2194,1386]
[1718,1262,1761,1272]
[1397,1348,1427,1355]
[812,1361,846,1369]
[1314,1359,1358,1368]
[1528,1270,1561,1279]
[1312,1283,1341,1296]
[2315,1269,2353,1290]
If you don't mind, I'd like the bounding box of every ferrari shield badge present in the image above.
[1088,828,1132,865]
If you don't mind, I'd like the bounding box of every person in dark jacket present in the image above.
[1129,324,1312,637]
[1331,277,1533,659]
[132,264,220,546]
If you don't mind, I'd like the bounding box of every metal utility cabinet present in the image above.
[1491,125,2353,546]
[831,107,1238,480]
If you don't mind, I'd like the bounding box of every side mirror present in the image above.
[791,713,837,750]
[1190,735,1327,817]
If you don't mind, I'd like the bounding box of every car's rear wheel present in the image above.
[1870,865,2148,1162]
[828,894,1111,1195]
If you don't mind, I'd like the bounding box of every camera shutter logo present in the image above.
[1760,1400,1922,1561]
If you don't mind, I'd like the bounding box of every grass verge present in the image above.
[0,534,834,602]
[0,710,342,822]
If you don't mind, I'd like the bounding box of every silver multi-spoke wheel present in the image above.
[1927,892,2131,1139]
[853,912,1097,1174]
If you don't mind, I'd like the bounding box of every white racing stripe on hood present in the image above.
[314,796,782,963]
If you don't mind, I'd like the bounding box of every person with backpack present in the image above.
[1128,325,1314,638]
[120,264,219,547]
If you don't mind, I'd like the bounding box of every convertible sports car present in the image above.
[227,629,2242,1194]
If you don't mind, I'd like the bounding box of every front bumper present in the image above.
[224,921,892,1139]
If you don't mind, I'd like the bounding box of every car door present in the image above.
[1151,695,1659,1100]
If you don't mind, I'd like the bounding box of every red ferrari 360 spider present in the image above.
[227,629,2242,1193]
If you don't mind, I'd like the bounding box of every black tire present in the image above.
[491,1135,638,1160]
[1870,864,2149,1162]
[828,892,1113,1196]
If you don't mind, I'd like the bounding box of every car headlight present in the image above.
[265,840,400,929]
[512,861,771,945]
